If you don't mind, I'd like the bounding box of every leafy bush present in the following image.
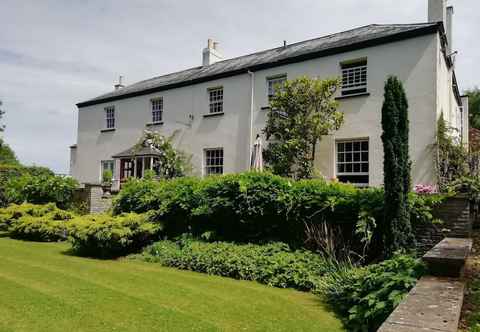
[316,254,425,331]
[0,203,74,241]
[4,172,78,209]
[139,238,332,291]
[113,172,444,258]
[68,212,161,258]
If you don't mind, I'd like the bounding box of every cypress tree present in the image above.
[381,76,414,256]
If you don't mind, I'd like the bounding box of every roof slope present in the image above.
[78,22,440,108]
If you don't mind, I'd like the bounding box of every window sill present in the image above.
[203,112,224,118]
[100,128,115,133]
[146,122,164,127]
[335,92,370,100]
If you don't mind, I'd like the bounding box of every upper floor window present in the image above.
[267,75,287,101]
[151,98,163,123]
[208,87,223,114]
[341,59,367,96]
[204,148,224,175]
[105,106,115,129]
[336,139,369,186]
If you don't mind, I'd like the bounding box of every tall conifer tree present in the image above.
[381,76,414,255]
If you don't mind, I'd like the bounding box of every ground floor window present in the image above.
[101,160,115,181]
[204,148,224,175]
[121,159,134,179]
[336,139,369,186]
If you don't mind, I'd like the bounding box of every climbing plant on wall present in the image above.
[133,130,191,179]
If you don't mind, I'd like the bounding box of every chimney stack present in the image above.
[428,0,446,24]
[428,1,454,57]
[202,38,223,66]
[114,75,125,90]
[446,6,454,54]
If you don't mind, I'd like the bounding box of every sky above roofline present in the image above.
[1,0,478,173]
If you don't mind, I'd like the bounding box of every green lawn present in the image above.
[0,236,344,332]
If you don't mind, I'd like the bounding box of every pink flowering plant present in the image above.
[414,184,438,195]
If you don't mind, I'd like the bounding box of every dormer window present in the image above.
[341,59,367,96]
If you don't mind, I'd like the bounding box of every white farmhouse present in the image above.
[70,0,468,189]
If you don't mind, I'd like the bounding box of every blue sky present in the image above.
[1,0,478,173]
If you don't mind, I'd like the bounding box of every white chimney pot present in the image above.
[202,39,223,66]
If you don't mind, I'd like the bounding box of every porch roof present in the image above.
[112,145,163,158]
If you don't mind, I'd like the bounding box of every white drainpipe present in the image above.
[248,70,255,170]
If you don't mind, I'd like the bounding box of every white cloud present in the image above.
[0,0,478,172]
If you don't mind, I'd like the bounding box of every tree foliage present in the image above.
[0,100,18,165]
[0,138,18,165]
[465,87,480,129]
[0,100,5,132]
[381,76,414,255]
[263,76,343,179]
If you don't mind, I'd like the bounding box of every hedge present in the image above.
[138,238,334,291]
[3,172,78,209]
[113,172,445,254]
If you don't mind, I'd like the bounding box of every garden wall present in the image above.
[415,195,472,254]
[74,184,112,214]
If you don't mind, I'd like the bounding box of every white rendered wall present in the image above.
[73,32,454,187]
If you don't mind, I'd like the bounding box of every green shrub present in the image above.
[9,212,73,242]
[0,202,57,227]
[139,238,331,291]
[0,203,74,241]
[4,172,78,209]
[113,172,443,257]
[68,212,161,258]
[316,254,425,331]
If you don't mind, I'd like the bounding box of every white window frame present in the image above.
[335,139,369,186]
[100,160,115,181]
[151,98,163,123]
[340,59,367,96]
[267,74,287,101]
[105,106,115,129]
[208,87,223,114]
[204,148,224,176]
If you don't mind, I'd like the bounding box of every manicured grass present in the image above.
[0,236,344,332]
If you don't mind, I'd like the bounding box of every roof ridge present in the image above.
[78,22,440,107]
[125,22,437,89]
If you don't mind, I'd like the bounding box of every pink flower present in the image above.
[414,184,438,194]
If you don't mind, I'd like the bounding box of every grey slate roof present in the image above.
[78,22,440,108]
[112,145,163,158]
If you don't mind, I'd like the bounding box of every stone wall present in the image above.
[74,184,112,214]
[415,195,472,254]
[378,238,471,332]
